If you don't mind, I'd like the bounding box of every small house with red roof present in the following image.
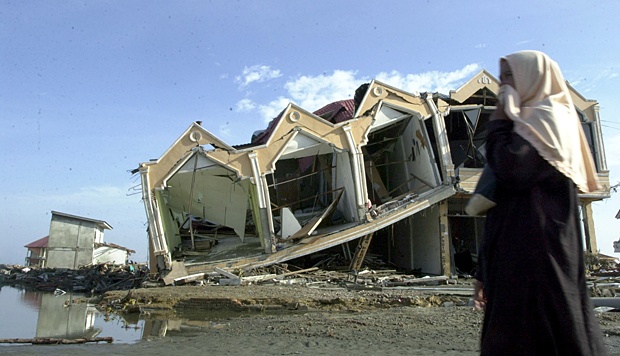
[25,211,135,269]
[24,235,49,267]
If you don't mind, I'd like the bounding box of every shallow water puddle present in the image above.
[0,285,300,346]
[0,285,143,344]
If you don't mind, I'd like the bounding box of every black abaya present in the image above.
[477,119,607,355]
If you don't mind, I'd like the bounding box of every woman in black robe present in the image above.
[473,51,607,355]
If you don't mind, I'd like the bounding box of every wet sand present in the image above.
[3,283,620,355]
[0,307,484,356]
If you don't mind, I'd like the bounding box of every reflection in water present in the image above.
[20,288,43,311]
[35,292,100,339]
[0,286,142,344]
[1,285,258,345]
[142,319,184,339]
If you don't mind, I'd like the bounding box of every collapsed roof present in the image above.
[137,71,610,280]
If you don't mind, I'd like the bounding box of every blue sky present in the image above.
[1,1,619,264]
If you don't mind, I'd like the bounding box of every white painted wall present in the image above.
[93,246,128,265]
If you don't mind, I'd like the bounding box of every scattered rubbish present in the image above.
[594,306,618,313]
[0,337,113,345]
[0,263,151,294]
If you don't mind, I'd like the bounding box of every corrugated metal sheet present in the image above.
[250,99,355,146]
[313,99,355,124]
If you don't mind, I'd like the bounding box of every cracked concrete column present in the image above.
[249,152,276,253]
[343,125,367,220]
[582,201,598,253]
[439,200,452,276]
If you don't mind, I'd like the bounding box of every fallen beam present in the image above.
[244,267,320,284]
[0,337,114,344]
[350,233,374,271]
[214,267,240,280]
[174,272,206,285]
[186,185,456,274]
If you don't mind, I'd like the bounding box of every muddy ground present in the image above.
[4,281,620,355]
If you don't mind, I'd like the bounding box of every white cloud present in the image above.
[240,64,481,123]
[516,39,534,46]
[376,64,481,94]
[566,66,619,95]
[254,70,364,124]
[236,98,256,112]
[236,65,282,87]
[285,70,364,111]
[258,97,292,124]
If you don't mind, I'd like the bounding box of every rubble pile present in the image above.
[0,263,150,294]
[172,262,466,294]
[585,253,620,297]
[171,259,619,302]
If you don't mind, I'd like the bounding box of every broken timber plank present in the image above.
[350,232,374,271]
[0,337,113,344]
[287,190,344,241]
[242,267,319,284]
[386,275,449,286]
[214,267,240,280]
[241,274,278,284]
[162,261,188,285]
[271,267,319,280]
[174,272,206,285]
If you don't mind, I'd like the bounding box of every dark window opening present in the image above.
[267,153,335,220]
[444,108,493,168]
[362,118,412,204]
[448,197,485,275]
[581,120,600,172]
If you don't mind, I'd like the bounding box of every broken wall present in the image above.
[93,246,128,265]
[139,80,459,274]
[379,204,442,274]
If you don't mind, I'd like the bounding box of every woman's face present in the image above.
[499,60,515,89]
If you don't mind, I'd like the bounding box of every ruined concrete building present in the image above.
[137,70,610,278]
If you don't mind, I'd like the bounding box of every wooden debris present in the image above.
[173,272,206,285]
[241,267,319,285]
[162,261,188,285]
[384,275,449,287]
[350,233,374,271]
[0,337,113,344]
[214,267,240,280]
[0,263,150,294]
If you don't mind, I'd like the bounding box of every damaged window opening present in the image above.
[160,150,262,263]
[266,152,350,242]
[579,116,600,171]
[267,153,335,218]
[444,107,493,169]
[363,106,440,207]
[447,197,485,276]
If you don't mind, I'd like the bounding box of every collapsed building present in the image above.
[136,70,611,279]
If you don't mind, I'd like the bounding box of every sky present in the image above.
[1,1,620,265]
